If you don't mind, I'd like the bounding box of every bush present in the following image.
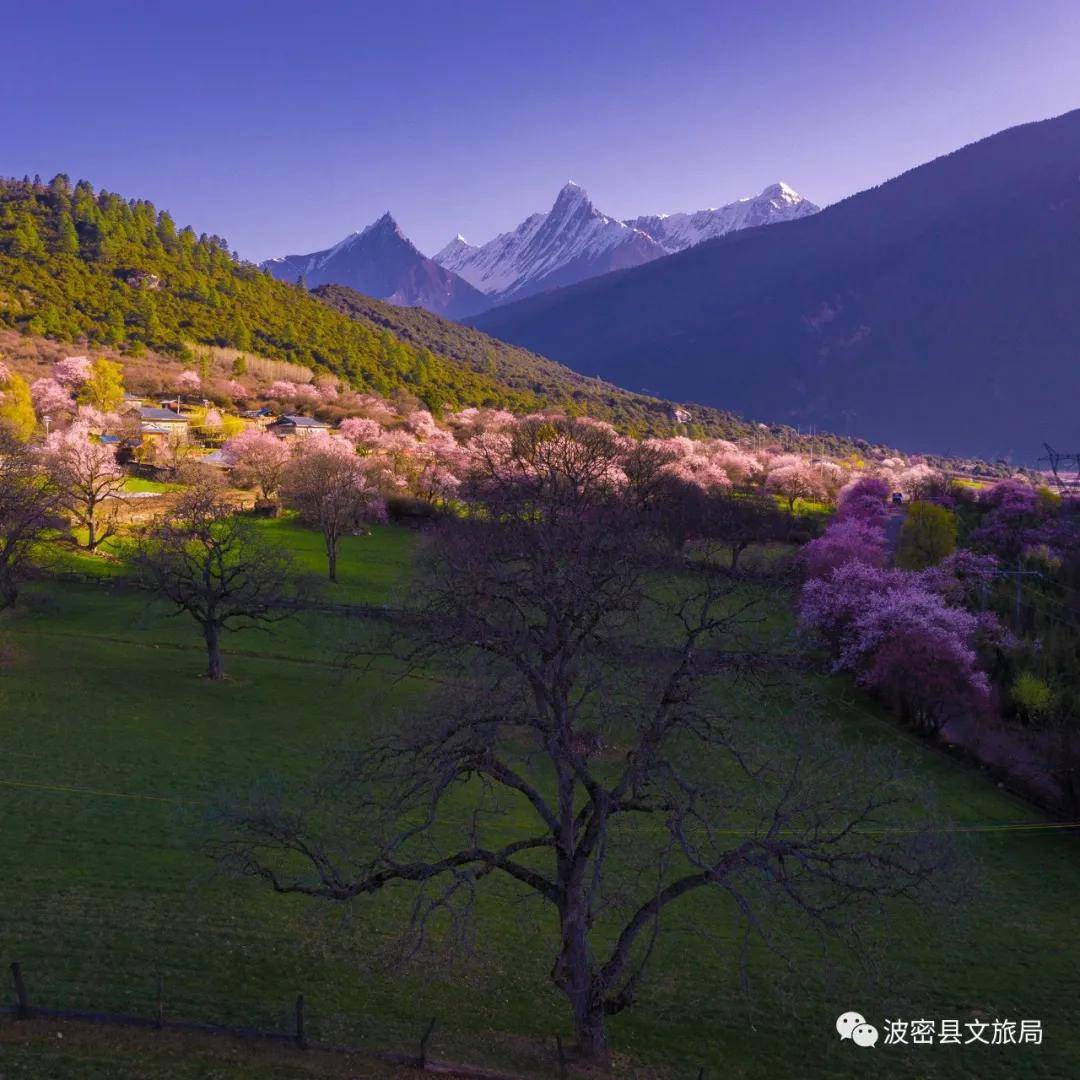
[1011,672,1053,722]
[896,501,957,569]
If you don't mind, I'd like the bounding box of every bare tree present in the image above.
[212,419,950,1063]
[132,476,311,678]
[0,430,60,605]
[706,491,789,574]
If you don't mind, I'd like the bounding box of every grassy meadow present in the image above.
[0,521,1077,1078]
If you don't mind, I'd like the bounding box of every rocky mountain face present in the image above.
[433,182,667,304]
[434,181,818,305]
[264,182,818,318]
[261,214,488,319]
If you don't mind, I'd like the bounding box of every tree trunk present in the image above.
[326,536,338,582]
[730,541,748,574]
[571,998,609,1064]
[204,621,223,680]
[87,514,97,550]
[0,565,17,608]
[554,898,609,1064]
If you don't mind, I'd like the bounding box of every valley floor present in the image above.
[0,524,1077,1078]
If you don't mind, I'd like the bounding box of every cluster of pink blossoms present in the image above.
[799,477,1003,733]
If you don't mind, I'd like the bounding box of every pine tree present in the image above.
[56,211,79,255]
[104,308,126,346]
[233,319,252,352]
[156,210,178,251]
[10,212,45,257]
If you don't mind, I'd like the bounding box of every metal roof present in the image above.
[272,414,329,428]
[139,407,187,422]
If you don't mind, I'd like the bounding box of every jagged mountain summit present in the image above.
[434,182,667,304]
[624,182,819,253]
[434,181,819,304]
[261,213,488,319]
[473,108,1080,461]
[262,181,818,319]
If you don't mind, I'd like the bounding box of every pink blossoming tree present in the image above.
[42,422,127,549]
[281,437,386,581]
[222,427,292,502]
[51,356,93,389]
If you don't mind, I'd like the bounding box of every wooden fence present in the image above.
[5,961,521,1079]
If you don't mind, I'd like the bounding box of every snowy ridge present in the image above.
[434,182,666,302]
[434,181,819,304]
[624,182,819,253]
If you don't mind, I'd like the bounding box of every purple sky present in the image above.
[3,1,1078,262]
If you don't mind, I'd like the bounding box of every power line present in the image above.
[2,774,1071,834]
[0,777,201,805]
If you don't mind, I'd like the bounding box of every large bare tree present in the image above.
[213,418,950,1063]
[132,476,311,678]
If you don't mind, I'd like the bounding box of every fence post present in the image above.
[10,962,30,1020]
[156,974,165,1030]
[555,1035,568,1079]
[419,1015,437,1069]
[295,993,307,1050]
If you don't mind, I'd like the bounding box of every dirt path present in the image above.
[883,505,906,560]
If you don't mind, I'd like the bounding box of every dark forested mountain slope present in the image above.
[475,109,1080,462]
[313,283,1012,471]
[315,282,767,438]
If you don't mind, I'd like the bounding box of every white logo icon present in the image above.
[852,1022,880,1047]
[837,1011,879,1048]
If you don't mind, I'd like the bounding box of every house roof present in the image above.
[271,414,329,428]
[139,406,187,422]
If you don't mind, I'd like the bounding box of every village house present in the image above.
[139,406,190,438]
[241,406,275,425]
[266,414,330,439]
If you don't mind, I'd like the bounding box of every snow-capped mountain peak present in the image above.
[763,181,799,198]
[260,211,487,319]
[625,183,819,253]
[433,181,820,306]
[433,184,665,302]
[434,234,475,264]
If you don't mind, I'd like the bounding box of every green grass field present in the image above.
[1,524,1077,1078]
[122,477,183,494]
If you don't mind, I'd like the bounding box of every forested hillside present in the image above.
[0,175,527,412]
[315,283,988,463]
[313,283,758,437]
[0,173,831,441]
